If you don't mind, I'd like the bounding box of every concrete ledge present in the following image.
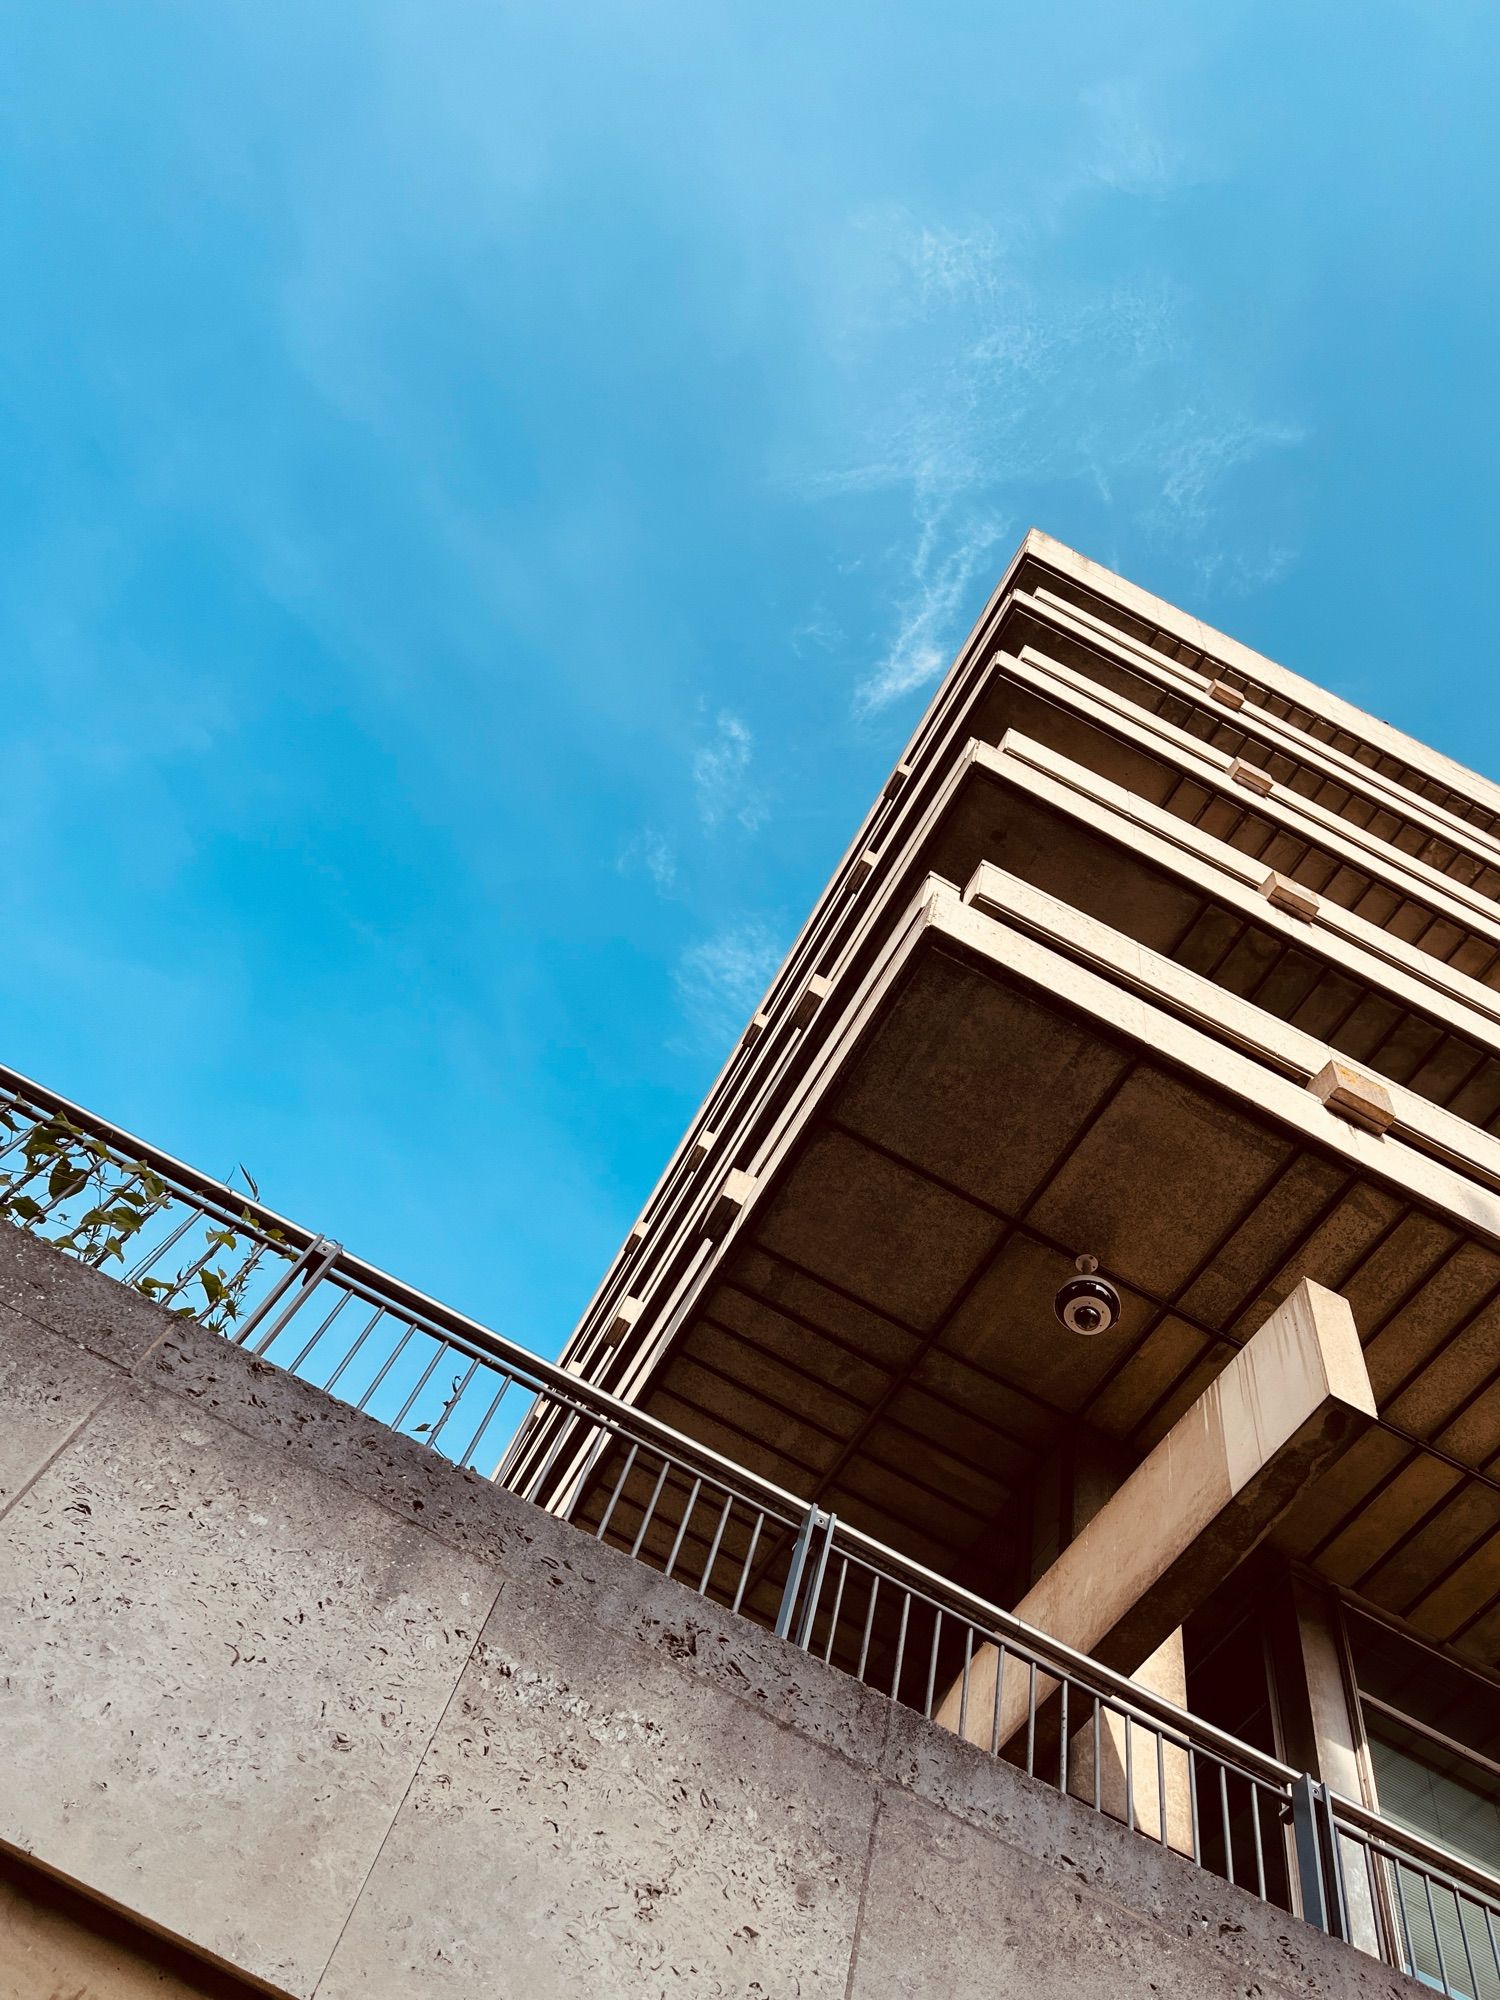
[0,1230,1422,1998]
[0,1219,177,1369]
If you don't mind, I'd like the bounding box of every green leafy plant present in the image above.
[0,1107,279,1334]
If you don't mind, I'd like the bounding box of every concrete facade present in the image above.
[0,1225,1422,1999]
[543,535,1500,1691]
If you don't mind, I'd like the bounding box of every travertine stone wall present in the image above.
[0,1226,1419,1999]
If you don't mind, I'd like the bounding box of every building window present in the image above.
[1345,1608,1500,1994]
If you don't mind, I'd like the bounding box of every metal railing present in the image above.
[1296,1784,1500,1999]
[3,1056,1498,1983]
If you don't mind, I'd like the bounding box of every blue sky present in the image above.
[2,1,1497,1356]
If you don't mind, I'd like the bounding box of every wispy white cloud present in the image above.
[692,709,769,831]
[802,81,1303,713]
[858,504,1008,712]
[1193,541,1299,598]
[790,609,843,657]
[1078,79,1185,198]
[1148,409,1306,531]
[673,918,783,1048]
[617,827,678,894]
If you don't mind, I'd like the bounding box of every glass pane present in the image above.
[1368,1723,1500,1882]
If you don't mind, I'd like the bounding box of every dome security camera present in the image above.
[1054,1254,1121,1337]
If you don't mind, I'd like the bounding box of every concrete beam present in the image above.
[1006,641,1500,950]
[960,856,1500,1194]
[1017,581,1500,879]
[1017,531,1500,821]
[935,1280,1375,1746]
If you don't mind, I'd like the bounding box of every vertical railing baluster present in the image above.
[698,1491,734,1598]
[663,1477,702,1580]
[324,1307,385,1392]
[288,1290,352,1374]
[924,1609,942,1720]
[594,1440,639,1542]
[822,1558,849,1666]
[1188,1749,1200,1865]
[458,1375,514,1471]
[856,1572,879,1683]
[628,1457,671,1560]
[425,1360,486,1457]
[1453,1890,1482,2000]
[731,1510,765,1617]
[390,1345,445,1432]
[1420,1870,1450,1996]
[1059,1678,1070,1798]
[355,1325,414,1413]
[890,1591,911,1701]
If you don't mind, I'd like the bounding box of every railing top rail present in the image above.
[0,1060,830,1500]
[0,1062,320,1246]
[0,1055,1297,1791]
[1328,1789,1500,1906]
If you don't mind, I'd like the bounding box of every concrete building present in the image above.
[533,529,1500,1978]
[1,530,1498,1997]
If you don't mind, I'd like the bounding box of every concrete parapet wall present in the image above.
[0,1225,1417,1999]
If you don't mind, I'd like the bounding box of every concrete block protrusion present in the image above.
[705,1168,757,1244]
[742,1009,771,1048]
[1228,757,1274,797]
[1207,678,1245,710]
[1261,870,1320,921]
[688,1127,717,1169]
[883,760,913,801]
[791,975,832,1031]
[606,1294,643,1345]
[935,1278,1376,1756]
[1308,1060,1396,1136]
[853,847,880,883]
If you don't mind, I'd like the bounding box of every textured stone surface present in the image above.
[879,1706,1410,2000]
[318,1584,880,1999]
[0,1373,500,1998]
[139,1319,525,1572]
[142,1322,894,1770]
[0,1228,1426,1999]
[0,1220,174,1368]
[0,1302,124,1516]
[849,1784,1414,2000]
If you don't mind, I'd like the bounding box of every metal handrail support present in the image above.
[774,1503,827,1640]
[793,1509,838,1651]
[1293,1777,1350,1940]
[233,1235,342,1350]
